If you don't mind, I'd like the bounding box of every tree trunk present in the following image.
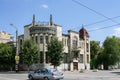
[104,64,108,70]
[54,65,57,69]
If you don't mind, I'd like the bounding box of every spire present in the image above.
[82,24,84,28]
[50,14,53,26]
[32,14,35,26]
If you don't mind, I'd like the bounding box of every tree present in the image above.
[47,37,64,68]
[0,43,15,71]
[103,36,120,69]
[21,39,38,67]
[90,41,101,69]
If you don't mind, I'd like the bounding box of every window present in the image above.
[80,43,84,49]
[10,36,13,40]
[64,53,68,63]
[20,39,23,45]
[86,43,89,52]
[40,52,43,63]
[45,36,48,44]
[40,36,43,43]
[74,52,78,59]
[46,52,49,63]
[35,36,38,44]
[80,54,83,63]
[87,54,89,63]
[72,36,78,49]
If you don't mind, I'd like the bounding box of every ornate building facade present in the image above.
[18,15,90,71]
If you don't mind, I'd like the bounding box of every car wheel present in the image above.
[29,76,33,80]
[44,77,49,80]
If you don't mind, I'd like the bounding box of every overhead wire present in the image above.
[62,16,120,33]
[88,23,120,32]
[84,16,120,27]
[71,0,120,32]
[72,0,119,24]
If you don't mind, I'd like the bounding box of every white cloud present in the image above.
[114,27,120,31]
[113,27,120,37]
[41,4,48,9]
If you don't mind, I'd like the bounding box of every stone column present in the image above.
[43,34,46,65]
[38,34,40,64]
[84,36,87,70]
[48,34,51,43]
[88,39,90,64]
[69,36,72,71]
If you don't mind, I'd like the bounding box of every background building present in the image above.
[62,27,90,71]
[0,31,13,43]
[18,15,90,71]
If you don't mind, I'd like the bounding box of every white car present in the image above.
[28,68,64,80]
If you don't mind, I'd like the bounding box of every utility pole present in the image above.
[10,24,19,72]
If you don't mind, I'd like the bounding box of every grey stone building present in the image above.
[18,15,90,71]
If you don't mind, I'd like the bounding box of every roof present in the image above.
[68,30,79,34]
[79,27,89,39]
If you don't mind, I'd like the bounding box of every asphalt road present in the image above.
[0,69,120,80]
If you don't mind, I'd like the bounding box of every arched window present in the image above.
[45,36,48,44]
[20,39,23,45]
[40,36,43,43]
[72,36,78,49]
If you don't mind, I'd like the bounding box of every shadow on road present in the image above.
[111,72,120,75]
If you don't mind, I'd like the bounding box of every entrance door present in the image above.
[73,62,78,70]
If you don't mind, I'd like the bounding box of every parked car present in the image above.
[28,68,64,80]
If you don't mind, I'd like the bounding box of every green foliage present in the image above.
[90,41,101,69]
[47,37,64,67]
[96,48,104,65]
[90,37,120,70]
[0,43,15,71]
[21,39,38,67]
[90,41,100,59]
[102,36,120,69]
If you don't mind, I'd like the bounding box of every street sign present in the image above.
[15,56,20,61]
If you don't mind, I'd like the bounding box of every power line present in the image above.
[72,0,120,24]
[74,16,120,30]
[88,23,120,32]
[71,0,120,33]
[62,0,120,33]
[85,16,120,27]
[62,16,120,33]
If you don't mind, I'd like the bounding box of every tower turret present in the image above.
[32,14,35,26]
[50,14,53,26]
[79,26,89,40]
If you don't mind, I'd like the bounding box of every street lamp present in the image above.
[10,23,19,72]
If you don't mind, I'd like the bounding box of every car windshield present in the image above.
[49,68,58,72]
[41,68,48,73]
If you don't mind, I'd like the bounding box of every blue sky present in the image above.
[0,0,120,44]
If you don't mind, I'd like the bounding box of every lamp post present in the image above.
[10,24,19,72]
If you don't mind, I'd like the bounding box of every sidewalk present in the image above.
[0,71,28,74]
[62,69,120,74]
